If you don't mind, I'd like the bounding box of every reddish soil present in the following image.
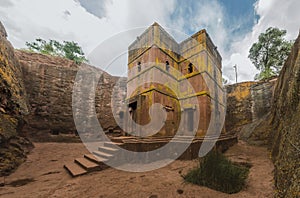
[0,141,274,198]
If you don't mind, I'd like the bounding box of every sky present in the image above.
[0,0,299,82]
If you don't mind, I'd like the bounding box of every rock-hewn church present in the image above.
[125,22,224,137]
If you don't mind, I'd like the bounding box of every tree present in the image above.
[62,41,88,64]
[248,27,293,80]
[25,39,88,64]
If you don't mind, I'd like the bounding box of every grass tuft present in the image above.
[183,151,250,194]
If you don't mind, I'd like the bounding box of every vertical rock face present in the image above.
[225,79,276,135]
[269,33,300,197]
[0,22,31,176]
[16,50,127,140]
[225,82,256,133]
[16,51,78,137]
[251,79,276,120]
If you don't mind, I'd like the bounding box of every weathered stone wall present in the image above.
[268,33,300,198]
[16,50,127,140]
[0,22,32,176]
[16,51,78,136]
[226,33,300,197]
[225,81,256,133]
[225,79,276,134]
[251,79,276,120]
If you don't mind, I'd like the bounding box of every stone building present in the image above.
[125,22,225,137]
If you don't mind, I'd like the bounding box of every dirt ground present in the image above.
[0,141,274,198]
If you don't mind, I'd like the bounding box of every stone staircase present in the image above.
[64,142,123,177]
[64,135,238,177]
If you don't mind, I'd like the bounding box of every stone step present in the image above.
[104,142,124,148]
[109,137,129,143]
[93,150,113,159]
[84,154,108,164]
[98,146,118,154]
[172,140,192,144]
[64,162,87,177]
[74,157,101,171]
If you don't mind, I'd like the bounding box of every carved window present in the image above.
[138,62,141,72]
[166,61,170,72]
[188,63,193,74]
[187,109,194,132]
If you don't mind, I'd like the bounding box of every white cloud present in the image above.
[0,0,108,52]
[0,0,13,7]
[160,0,254,82]
[165,1,227,48]
[0,0,299,80]
[0,0,176,76]
[0,0,176,50]
[75,0,112,19]
[224,0,300,82]
[189,1,227,54]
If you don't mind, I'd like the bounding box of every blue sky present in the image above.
[172,0,258,35]
[0,0,299,82]
[219,0,259,39]
[169,0,259,51]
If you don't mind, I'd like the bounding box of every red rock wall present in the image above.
[16,50,127,140]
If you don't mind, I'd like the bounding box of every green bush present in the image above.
[183,151,250,194]
[25,39,88,64]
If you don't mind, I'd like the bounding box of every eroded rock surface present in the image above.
[0,22,32,176]
[15,50,127,141]
[269,32,300,198]
[225,79,276,145]
[234,33,300,197]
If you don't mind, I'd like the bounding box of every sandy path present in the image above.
[0,141,274,198]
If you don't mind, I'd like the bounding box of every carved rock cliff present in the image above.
[0,22,32,176]
[268,32,300,197]
[225,78,276,145]
[15,50,127,141]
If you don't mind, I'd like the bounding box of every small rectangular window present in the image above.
[188,63,193,74]
[166,61,170,72]
[187,109,194,131]
[138,62,141,72]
